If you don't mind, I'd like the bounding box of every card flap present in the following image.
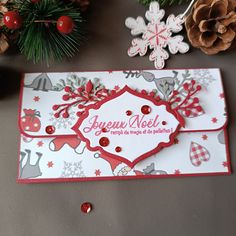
[19,69,227,138]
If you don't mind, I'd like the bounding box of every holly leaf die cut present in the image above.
[72,86,183,168]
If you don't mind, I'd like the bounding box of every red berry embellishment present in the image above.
[183,83,189,91]
[99,137,109,147]
[185,110,191,117]
[81,202,92,214]
[64,86,71,92]
[196,85,202,91]
[57,16,74,34]
[45,125,55,134]
[141,105,151,115]
[62,94,69,101]
[196,106,202,112]
[162,121,167,125]
[115,146,122,153]
[52,105,59,110]
[4,11,22,30]
[54,113,59,118]
[62,112,69,118]
[172,90,179,96]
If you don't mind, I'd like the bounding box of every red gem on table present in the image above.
[99,137,109,147]
[141,105,151,115]
[81,202,92,214]
[162,121,167,125]
[115,146,122,152]
[45,125,55,134]
[57,16,74,34]
[4,11,22,30]
[126,110,132,116]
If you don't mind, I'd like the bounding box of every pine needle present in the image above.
[14,0,84,65]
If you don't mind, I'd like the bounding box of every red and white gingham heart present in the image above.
[189,142,210,166]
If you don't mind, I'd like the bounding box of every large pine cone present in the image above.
[185,0,236,55]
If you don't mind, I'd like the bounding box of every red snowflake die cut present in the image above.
[33,96,40,102]
[211,117,218,123]
[47,161,54,168]
[37,141,44,147]
[95,169,101,176]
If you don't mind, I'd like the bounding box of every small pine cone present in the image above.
[185,0,236,55]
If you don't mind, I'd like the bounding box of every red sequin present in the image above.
[141,105,151,114]
[115,146,122,152]
[126,110,132,116]
[81,202,92,213]
[99,137,109,147]
[162,121,167,125]
[45,125,55,134]
[102,128,107,133]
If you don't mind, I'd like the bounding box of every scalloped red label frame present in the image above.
[72,86,184,168]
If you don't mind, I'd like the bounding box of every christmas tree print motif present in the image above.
[189,142,210,167]
[61,161,85,178]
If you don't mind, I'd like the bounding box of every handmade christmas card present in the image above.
[18,69,230,183]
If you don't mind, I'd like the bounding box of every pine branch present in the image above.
[138,0,191,7]
[12,0,84,65]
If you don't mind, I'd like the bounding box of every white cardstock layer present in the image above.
[18,69,230,182]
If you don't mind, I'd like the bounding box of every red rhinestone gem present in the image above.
[45,125,55,134]
[99,137,109,147]
[126,110,132,116]
[162,121,167,125]
[141,105,151,115]
[81,202,92,214]
[115,146,122,152]
[102,128,107,133]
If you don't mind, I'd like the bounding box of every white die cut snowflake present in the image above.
[125,1,189,69]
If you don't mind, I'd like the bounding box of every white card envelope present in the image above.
[18,69,230,183]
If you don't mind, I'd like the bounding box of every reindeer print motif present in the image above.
[19,149,42,179]
[137,70,178,100]
[24,73,54,92]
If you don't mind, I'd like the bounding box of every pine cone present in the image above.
[185,0,236,55]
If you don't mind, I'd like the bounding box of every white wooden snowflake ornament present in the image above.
[125,1,189,69]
